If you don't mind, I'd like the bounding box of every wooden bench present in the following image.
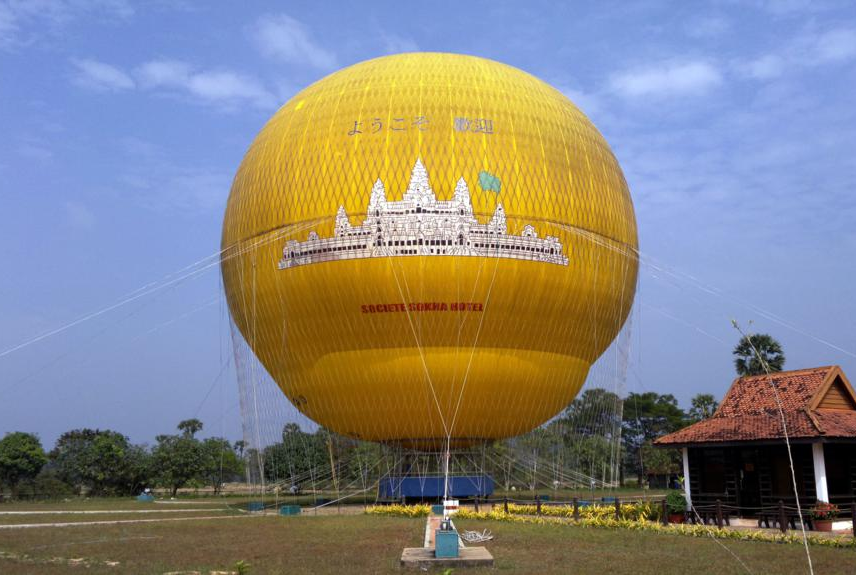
[757,506,813,531]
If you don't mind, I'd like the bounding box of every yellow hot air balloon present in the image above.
[221,53,637,449]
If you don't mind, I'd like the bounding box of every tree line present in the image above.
[0,419,244,499]
[0,333,785,497]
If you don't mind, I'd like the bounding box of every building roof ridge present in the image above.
[656,366,855,446]
[736,365,836,381]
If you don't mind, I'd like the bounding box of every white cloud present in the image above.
[0,0,133,50]
[736,54,785,80]
[736,26,856,81]
[380,33,418,54]
[119,167,230,213]
[558,86,602,120]
[753,0,819,17]
[609,61,722,99]
[137,59,276,109]
[684,16,730,39]
[164,170,231,212]
[186,70,275,108]
[0,3,18,48]
[64,201,96,230]
[111,135,229,213]
[136,59,191,88]
[68,58,277,110]
[251,13,336,69]
[118,136,159,158]
[18,140,53,162]
[71,57,135,91]
[812,28,856,63]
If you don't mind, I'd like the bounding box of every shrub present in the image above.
[506,502,658,521]
[456,508,856,548]
[13,472,74,500]
[810,501,839,520]
[666,490,687,514]
[366,504,430,517]
[369,502,856,549]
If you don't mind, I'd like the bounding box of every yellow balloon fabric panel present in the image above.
[221,53,638,447]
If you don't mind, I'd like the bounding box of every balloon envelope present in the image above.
[221,53,638,448]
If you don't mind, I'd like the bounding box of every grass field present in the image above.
[0,499,853,574]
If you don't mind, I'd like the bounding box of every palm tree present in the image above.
[733,334,785,376]
[688,394,718,422]
[177,418,203,438]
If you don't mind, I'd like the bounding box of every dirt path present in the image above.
[0,514,244,530]
[0,509,231,515]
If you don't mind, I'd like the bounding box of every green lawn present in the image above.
[453,518,853,574]
[0,506,852,574]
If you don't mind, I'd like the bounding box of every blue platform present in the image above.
[378,475,494,500]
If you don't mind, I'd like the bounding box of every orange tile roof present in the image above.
[656,366,856,446]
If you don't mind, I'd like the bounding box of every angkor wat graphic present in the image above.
[278,158,568,270]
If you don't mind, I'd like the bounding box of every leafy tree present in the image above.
[518,388,626,488]
[622,392,685,484]
[262,423,326,488]
[688,394,718,423]
[177,419,204,438]
[244,448,264,485]
[345,441,382,490]
[515,425,562,492]
[200,437,243,494]
[317,427,360,493]
[0,432,47,496]
[283,423,301,437]
[121,444,154,495]
[485,439,516,491]
[567,434,617,484]
[153,434,202,497]
[16,471,74,499]
[50,429,148,496]
[559,388,623,438]
[153,421,204,496]
[733,333,785,376]
[639,440,680,476]
[233,440,246,459]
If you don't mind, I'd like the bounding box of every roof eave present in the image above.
[654,436,832,449]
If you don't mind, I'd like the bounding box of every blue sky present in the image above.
[2,1,856,447]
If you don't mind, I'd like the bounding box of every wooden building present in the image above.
[655,366,856,513]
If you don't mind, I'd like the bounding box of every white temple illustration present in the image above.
[278,158,568,270]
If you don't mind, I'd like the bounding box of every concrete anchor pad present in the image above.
[400,547,494,569]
